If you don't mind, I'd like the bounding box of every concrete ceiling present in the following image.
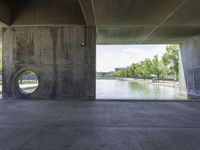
[0,0,10,25]
[92,0,200,44]
[0,0,200,44]
[0,0,85,25]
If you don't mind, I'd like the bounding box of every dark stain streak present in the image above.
[84,27,89,64]
[28,32,35,64]
[60,28,68,60]
[60,28,64,59]
[15,36,26,63]
[50,27,58,98]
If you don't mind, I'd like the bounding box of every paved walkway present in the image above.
[0,100,200,150]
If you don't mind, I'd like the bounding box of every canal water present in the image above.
[96,79,187,100]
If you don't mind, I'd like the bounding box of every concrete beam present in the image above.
[97,26,155,44]
[143,26,200,44]
[79,0,96,26]
[93,0,185,26]
[11,0,86,25]
[97,26,200,44]
[0,0,11,26]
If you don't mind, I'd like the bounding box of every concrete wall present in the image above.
[2,26,96,100]
[180,37,200,98]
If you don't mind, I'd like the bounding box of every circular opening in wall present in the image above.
[17,70,39,94]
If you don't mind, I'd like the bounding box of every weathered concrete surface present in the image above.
[180,37,200,98]
[0,100,200,149]
[0,0,86,26]
[1,0,200,44]
[2,26,96,100]
[0,0,10,25]
[95,0,200,44]
[11,0,85,25]
[79,0,96,26]
[1,0,200,100]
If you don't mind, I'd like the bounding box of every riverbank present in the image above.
[96,77,179,88]
[124,78,178,88]
[115,78,189,97]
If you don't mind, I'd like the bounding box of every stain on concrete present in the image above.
[50,27,58,98]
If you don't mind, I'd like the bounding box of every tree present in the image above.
[134,63,143,78]
[110,45,179,81]
[162,45,179,78]
[113,68,128,77]
[151,55,162,82]
[142,58,152,80]
[127,64,136,77]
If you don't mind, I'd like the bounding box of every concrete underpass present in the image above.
[0,0,200,149]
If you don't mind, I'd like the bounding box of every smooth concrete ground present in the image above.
[0,100,200,150]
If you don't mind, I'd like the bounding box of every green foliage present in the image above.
[113,68,128,77]
[111,45,180,81]
[151,55,163,82]
[22,70,36,76]
[128,64,136,77]
[142,59,152,79]
[134,63,143,78]
[162,45,179,77]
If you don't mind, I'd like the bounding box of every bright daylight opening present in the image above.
[17,70,39,94]
[96,44,187,100]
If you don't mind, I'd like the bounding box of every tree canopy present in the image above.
[111,45,179,82]
[162,45,179,77]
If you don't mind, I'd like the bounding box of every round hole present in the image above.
[17,70,39,94]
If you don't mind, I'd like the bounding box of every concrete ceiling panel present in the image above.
[11,0,86,25]
[143,26,200,44]
[97,26,155,44]
[93,0,184,26]
[95,0,200,44]
[163,0,200,26]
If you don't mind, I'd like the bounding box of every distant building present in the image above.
[96,72,114,77]
[115,67,127,72]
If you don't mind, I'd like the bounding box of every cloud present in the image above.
[97,45,167,72]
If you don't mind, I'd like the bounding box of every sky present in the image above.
[96,45,167,72]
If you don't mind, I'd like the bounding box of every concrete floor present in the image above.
[0,100,200,150]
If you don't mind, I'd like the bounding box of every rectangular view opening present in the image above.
[96,44,187,100]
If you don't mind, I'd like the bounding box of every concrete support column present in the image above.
[179,49,187,96]
[2,26,96,100]
[180,37,200,98]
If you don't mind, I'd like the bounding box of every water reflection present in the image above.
[96,79,187,100]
